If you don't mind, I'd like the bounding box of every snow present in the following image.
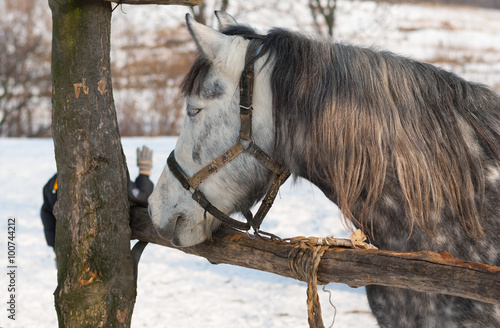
[3,0,500,326]
[0,137,376,327]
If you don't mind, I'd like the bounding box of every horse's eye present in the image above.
[187,104,203,117]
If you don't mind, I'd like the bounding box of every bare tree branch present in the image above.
[102,0,202,5]
[0,0,51,136]
[308,0,337,37]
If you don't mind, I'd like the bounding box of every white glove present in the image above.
[137,145,153,176]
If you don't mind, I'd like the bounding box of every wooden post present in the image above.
[130,205,500,305]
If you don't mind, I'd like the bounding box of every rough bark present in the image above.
[130,205,500,305]
[50,1,136,327]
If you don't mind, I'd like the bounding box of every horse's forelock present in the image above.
[221,24,262,39]
[180,54,212,97]
[181,25,263,97]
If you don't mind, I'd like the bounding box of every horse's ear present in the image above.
[186,13,233,64]
[215,11,239,30]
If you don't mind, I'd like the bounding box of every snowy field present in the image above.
[3,1,500,327]
[0,137,375,327]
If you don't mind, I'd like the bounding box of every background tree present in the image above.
[0,0,51,137]
[190,0,229,26]
[308,0,338,38]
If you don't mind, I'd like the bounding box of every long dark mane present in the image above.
[183,25,500,240]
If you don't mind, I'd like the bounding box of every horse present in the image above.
[148,12,500,327]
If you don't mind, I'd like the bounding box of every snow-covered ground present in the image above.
[3,1,500,326]
[0,137,375,327]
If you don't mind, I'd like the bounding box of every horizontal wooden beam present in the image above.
[103,0,202,6]
[130,205,500,305]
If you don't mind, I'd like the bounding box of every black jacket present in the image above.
[130,174,154,202]
[40,174,58,248]
[40,173,154,248]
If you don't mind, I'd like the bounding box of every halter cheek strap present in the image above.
[239,38,260,141]
[167,38,290,232]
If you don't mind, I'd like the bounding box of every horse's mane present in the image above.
[182,25,500,239]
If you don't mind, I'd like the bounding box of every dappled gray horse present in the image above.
[149,12,500,327]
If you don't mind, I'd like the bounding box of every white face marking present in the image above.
[149,18,274,246]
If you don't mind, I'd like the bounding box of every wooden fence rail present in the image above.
[130,205,500,305]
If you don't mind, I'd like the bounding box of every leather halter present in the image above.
[167,39,290,232]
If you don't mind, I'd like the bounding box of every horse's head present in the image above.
[149,12,277,246]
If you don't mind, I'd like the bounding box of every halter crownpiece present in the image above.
[168,38,290,232]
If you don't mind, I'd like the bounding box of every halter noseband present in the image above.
[167,39,290,232]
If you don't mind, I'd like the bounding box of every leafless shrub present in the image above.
[0,0,51,137]
[112,24,194,136]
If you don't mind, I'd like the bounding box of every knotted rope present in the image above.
[289,239,329,327]
[286,230,377,328]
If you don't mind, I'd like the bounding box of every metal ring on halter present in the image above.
[246,229,257,239]
[239,136,255,150]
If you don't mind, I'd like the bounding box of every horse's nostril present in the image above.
[148,205,153,218]
[177,216,187,223]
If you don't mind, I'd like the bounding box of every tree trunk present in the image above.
[49,1,136,327]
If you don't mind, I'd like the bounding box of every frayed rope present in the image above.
[286,229,377,328]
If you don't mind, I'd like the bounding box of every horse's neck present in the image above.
[302,161,499,266]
